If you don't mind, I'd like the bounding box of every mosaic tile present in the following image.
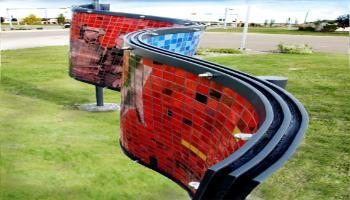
[120,54,260,190]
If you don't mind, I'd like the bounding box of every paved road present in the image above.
[1,25,65,31]
[1,30,69,50]
[1,30,347,54]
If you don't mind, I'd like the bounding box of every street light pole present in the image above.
[233,13,239,28]
[304,10,310,24]
[288,17,292,30]
[223,8,234,29]
[224,8,228,29]
[93,0,100,10]
[240,5,251,50]
[7,9,13,29]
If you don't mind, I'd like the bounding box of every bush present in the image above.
[195,48,241,55]
[206,48,241,54]
[249,23,262,27]
[298,25,315,31]
[321,24,337,32]
[278,43,313,54]
[195,49,205,55]
[22,14,41,25]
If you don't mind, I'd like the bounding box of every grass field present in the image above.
[1,46,349,200]
[206,53,350,199]
[206,27,349,37]
[0,46,188,200]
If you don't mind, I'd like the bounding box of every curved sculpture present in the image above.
[70,4,197,90]
[69,4,308,200]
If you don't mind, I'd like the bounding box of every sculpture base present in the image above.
[77,103,120,112]
[257,76,288,89]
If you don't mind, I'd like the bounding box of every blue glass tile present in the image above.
[145,31,203,56]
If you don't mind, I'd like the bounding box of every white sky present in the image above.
[0,0,349,23]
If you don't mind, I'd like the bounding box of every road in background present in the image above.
[1,29,69,50]
[1,25,65,31]
[1,29,347,54]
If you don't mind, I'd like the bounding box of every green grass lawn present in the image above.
[1,46,349,200]
[0,46,188,200]
[206,53,349,200]
[206,27,349,37]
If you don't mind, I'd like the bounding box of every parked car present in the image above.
[63,23,71,28]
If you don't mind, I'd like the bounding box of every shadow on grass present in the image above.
[1,76,91,107]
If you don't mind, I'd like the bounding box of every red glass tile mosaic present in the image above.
[70,12,178,90]
[120,52,260,193]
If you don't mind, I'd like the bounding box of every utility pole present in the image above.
[304,10,310,24]
[234,14,239,28]
[93,0,100,10]
[223,8,234,29]
[7,9,13,29]
[287,17,292,30]
[224,8,228,29]
[240,5,250,50]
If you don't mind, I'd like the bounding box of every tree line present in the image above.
[0,13,66,25]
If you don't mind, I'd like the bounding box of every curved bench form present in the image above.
[69,4,308,200]
[69,5,198,90]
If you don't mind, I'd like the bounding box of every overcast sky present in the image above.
[0,0,349,23]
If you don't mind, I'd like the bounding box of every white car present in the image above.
[63,23,71,28]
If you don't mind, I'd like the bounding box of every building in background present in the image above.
[39,18,58,25]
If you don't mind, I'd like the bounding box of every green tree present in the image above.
[22,14,41,25]
[264,19,268,26]
[336,14,349,29]
[1,17,4,23]
[57,13,66,24]
[269,19,275,27]
[321,24,337,32]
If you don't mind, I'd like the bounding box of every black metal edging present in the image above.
[135,35,305,198]
[223,96,303,199]
[143,26,206,35]
[72,4,199,26]
[253,98,308,182]
[69,4,308,199]
[138,26,308,164]
[124,31,282,198]
[125,30,273,124]
[128,27,308,199]
[125,29,295,198]
[139,33,309,196]
[135,29,292,165]
[130,29,296,199]
[137,28,308,199]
